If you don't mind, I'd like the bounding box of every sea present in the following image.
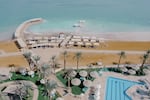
[0,0,150,40]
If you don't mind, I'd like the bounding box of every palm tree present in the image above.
[146,50,150,55]
[12,82,32,100]
[33,55,40,65]
[140,50,150,69]
[50,56,57,74]
[53,62,60,74]
[141,54,149,69]
[63,51,68,71]
[117,51,125,68]
[140,54,149,71]
[43,80,58,100]
[74,52,82,70]
[64,69,74,87]
[22,82,32,99]
[41,63,51,79]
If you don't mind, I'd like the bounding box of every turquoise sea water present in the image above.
[0,0,150,40]
[105,77,142,100]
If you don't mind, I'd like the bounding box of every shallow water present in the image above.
[0,0,150,40]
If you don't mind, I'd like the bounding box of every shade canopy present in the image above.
[132,66,140,71]
[90,71,99,78]
[83,80,92,87]
[143,69,150,74]
[40,79,46,84]
[28,71,34,75]
[120,67,128,72]
[79,70,88,77]
[128,69,136,75]
[19,68,27,75]
[71,78,81,86]
[69,70,77,78]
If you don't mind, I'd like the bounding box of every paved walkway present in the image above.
[65,48,146,54]
[0,47,146,58]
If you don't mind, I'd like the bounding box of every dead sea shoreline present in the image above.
[1,31,150,42]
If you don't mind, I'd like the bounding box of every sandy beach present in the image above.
[0,41,19,53]
[58,52,146,67]
[0,31,150,68]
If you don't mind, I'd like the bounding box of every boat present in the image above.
[73,23,81,27]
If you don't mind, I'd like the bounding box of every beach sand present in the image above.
[0,41,28,67]
[58,52,146,67]
[0,55,29,67]
[0,41,19,53]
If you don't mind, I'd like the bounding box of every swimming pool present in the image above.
[105,77,141,100]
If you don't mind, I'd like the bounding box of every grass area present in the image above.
[72,86,83,95]
[56,71,67,86]
[0,41,19,53]
[11,72,40,83]
[58,52,144,67]
[0,55,29,67]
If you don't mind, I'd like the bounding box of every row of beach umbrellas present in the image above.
[70,70,99,86]
[69,70,99,78]
[71,78,92,87]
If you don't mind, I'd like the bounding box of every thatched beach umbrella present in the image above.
[132,65,140,71]
[128,69,136,75]
[90,71,99,78]
[18,67,27,75]
[83,80,92,87]
[28,71,34,75]
[69,70,77,78]
[71,78,81,86]
[120,67,128,72]
[79,70,88,77]
[143,69,150,74]
[28,71,35,77]
[40,79,46,84]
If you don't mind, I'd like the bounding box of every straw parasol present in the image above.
[132,65,140,71]
[28,71,35,77]
[128,69,136,75]
[40,79,46,84]
[28,71,34,75]
[90,71,99,78]
[69,70,77,78]
[79,70,88,77]
[120,67,128,72]
[143,69,150,74]
[83,80,92,87]
[71,78,81,86]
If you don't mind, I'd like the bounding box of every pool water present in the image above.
[105,77,141,100]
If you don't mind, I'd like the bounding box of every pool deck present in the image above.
[98,72,150,100]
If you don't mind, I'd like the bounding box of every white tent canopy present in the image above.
[71,78,81,86]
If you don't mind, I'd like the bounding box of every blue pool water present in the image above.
[105,77,141,100]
